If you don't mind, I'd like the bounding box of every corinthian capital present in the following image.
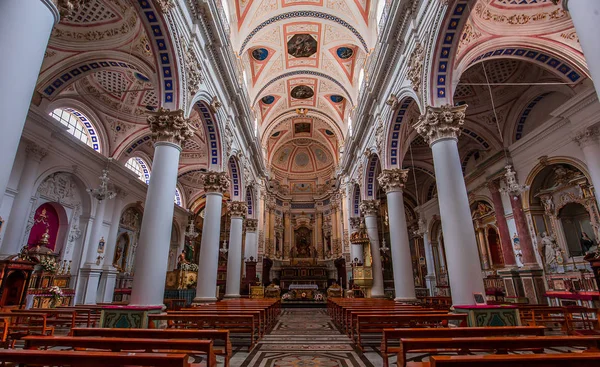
[414,104,468,146]
[245,218,258,232]
[378,168,409,193]
[26,143,48,162]
[147,108,195,146]
[228,201,248,218]
[574,126,600,148]
[200,171,230,194]
[54,0,90,18]
[359,200,380,216]
[349,217,362,232]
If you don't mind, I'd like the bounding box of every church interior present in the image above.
[1,0,600,366]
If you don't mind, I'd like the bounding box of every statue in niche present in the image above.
[513,233,524,267]
[184,237,195,263]
[540,232,560,273]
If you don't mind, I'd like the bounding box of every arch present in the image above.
[192,100,223,171]
[174,186,184,207]
[33,166,93,217]
[386,96,417,168]
[228,156,243,201]
[125,156,151,184]
[352,183,361,217]
[246,185,255,219]
[363,153,381,200]
[46,98,110,154]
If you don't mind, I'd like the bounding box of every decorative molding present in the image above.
[184,46,203,97]
[147,108,195,146]
[574,126,600,148]
[359,200,380,216]
[407,43,425,94]
[378,169,409,194]
[54,0,90,18]
[245,218,258,232]
[25,143,48,163]
[200,171,230,194]
[415,104,468,145]
[228,201,248,218]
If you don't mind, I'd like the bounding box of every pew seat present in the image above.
[406,353,600,367]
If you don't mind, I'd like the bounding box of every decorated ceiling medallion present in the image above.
[287,34,318,58]
[134,72,150,82]
[262,95,275,104]
[291,85,314,99]
[252,48,269,61]
[295,152,309,167]
[330,95,344,103]
[336,47,354,59]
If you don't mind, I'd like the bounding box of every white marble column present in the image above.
[575,127,600,207]
[193,172,229,303]
[349,217,364,263]
[130,108,194,306]
[0,0,60,205]
[360,200,385,298]
[244,219,259,260]
[422,231,437,296]
[414,104,485,305]
[560,0,600,99]
[97,189,127,304]
[378,169,416,302]
[225,201,247,298]
[1,142,47,255]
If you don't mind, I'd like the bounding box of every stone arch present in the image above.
[228,155,243,201]
[386,96,419,168]
[363,153,381,200]
[246,185,256,219]
[191,100,223,171]
[351,183,361,217]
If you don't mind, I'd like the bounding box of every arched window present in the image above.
[49,108,101,152]
[125,157,150,184]
[174,188,182,206]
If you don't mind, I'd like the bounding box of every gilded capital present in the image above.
[359,200,380,216]
[349,217,362,232]
[574,126,600,148]
[228,201,248,218]
[147,108,195,146]
[245,218,259,232]
[200,171,230,194]
[54,0,90,18]
[378,168,409,193]
[414,104,467,146]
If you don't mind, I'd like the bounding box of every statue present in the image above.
[581,232,596,254]
[184,238,195,263]
[540,232,559,272]
[513,233,523,267]
[177,250,188,269]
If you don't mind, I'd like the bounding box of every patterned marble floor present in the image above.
[236,308,377,367]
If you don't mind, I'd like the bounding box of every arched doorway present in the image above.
[558,203,595,256]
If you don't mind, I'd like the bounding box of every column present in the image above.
[1,142,47,255]
[360,200,385,298]
[575,127,600,207]
[559,0,600,99]
[97,189,127,303]
[509,194,537,266]
[349,217,364,263]
[0,0,60,205]
[244,219,259,260]
[422,230,437,296]
[331,202,339,256]
[474,224,491,270]
[130,108,194,306]
[414,104,485,305]
[284,211,291,258]
[268,202,275,256]
[193,172,229,303]
[488,181,516,266]
[378,169,416,302]
[224,201,247,298]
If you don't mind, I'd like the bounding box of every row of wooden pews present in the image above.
[328,298,600,367]
[519,305,600,334]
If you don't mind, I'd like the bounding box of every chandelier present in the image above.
[185,217,198,239]
[413,215,427,237]
[87,170,116,201]
[500,165,529,199]
[380,237,389,253]
[295,107,309,116]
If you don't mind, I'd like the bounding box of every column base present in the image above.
[517,267,547,305]
[78,268,103,305]
[498,267,524,300]
[394,297,417,303]
[425,274,437,297]
[223,294,241,299]
[192,297,218,305]
[97,268,119,304]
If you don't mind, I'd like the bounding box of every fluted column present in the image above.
[488,181,516,267]
[130,108,194,306]
[0,0,60,206]
[360,200,385,298]
[1,142,47,255]
[225,201,247,298]
[378,169,416,301]
[349,217,364,263]
[414,104,485,305]
[575,127,600,208]
[193,172,229,303]
[97,189,127,303]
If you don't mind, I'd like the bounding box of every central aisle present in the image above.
[237,308,375,367]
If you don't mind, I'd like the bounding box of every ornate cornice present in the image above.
[200,171,230,194]
[551,0,569,11]
[414,104,468,146]
[245,218,258,232]
[574,126,600,148]
[228,201,248,218]
[147,108,195,146]
[407,43,425,94]
[378,169,409,194]
[53,0,90,19]
[359,200,380,216]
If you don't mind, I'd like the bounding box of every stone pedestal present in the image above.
[498,268,524,300]
[518,267,547,305]
[100,305,163,328]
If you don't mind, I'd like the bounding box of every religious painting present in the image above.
[293,227,313,258]
[290,85,314,99]
[287,34,318,58]
[113,232,130,272]
[294,122,311,134]
[252,48,269,61]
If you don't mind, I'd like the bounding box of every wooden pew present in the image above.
[354,313,468,349]
[420,353,600,367]
[0,312,53,347]
[381,326,547,367]
[175,309,266,336]
[0,317,8,348]
[399,335,600,367]
[0,349,190,367]
[23,335,216,367]
[148,313,258,350]
[72,327,232,367]
[345,310,440,335]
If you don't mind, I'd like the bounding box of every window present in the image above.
[125,157,150,184]
[174,188,182,206]
[50,108,100,152]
